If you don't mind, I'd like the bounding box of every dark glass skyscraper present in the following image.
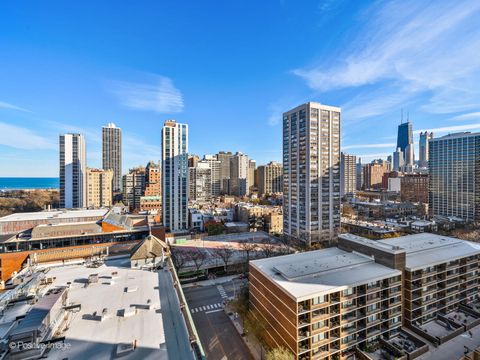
[397,122,413,154]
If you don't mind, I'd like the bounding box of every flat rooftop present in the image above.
[2,258,195,360]
[0,209,108,222]
[251,248,401,301]
[379,233,480,271]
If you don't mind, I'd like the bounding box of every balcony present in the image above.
[298,329,310,341]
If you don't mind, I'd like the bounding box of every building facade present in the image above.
[248,159,257,194]
[250,245,402,360]
[401,173,428,204]
[102,123,122,193]
[340,153,356,197]
[123,167,146,211]
[203,155,221,197]
[86,168,113,208]
[283,102,341,245]
[217,151,233,194]
[362,161,389,190]
[397,121,414,168]
[418,132,433,168]
[429,132,480,222]
[257,161,283,196]
[59,133,87,209]
[189,162,212,202]
[230,152,249,197]
[162,120,189,231]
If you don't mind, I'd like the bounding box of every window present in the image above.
[312,295,326,305]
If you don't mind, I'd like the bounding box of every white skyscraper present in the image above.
[340,152,356,197]
[203,155,221,197]
[162,120,188,231]
[102,123,122,193]
[283,102,341,245]
[229,152,249,196]
[59,133,86,209]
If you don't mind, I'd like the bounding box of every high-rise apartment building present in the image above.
[188,154,199,168]
[217,151,233,194]
[283,102,341,245]
[340,152,356,197]
[122,167,146,211]
[229,152,249,197]
[144,161,161,197]
[102,123,122,193]
[429,132,480,222]
[392,148,404,172]
[162,120,188,231]
[86,168,113,208]
[189,162,212,202]
[362,161,389,190]
[59,133,86,209]
[248,159,257,194]
[203,155,221,197]
[418,131,433,168]
[257,161,283,196]
[400,173,428,204]
[356,158,364,191]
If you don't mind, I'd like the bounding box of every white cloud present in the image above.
[343,143,395,150]
[293,0,480,115]
[0,101,30,112]
[449,111,480,121]
[414,123,480,135]
[0,122,56,150]
[355,153,391,161]
[110,75,184,113]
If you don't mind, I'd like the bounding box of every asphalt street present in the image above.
[183,279,252,360]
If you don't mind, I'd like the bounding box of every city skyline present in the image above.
[2,0,480,177]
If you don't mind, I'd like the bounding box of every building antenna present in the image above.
[401,108,404,124]
[407,111,410,122]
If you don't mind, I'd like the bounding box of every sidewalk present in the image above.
[226,304,265,360]
[181,274,239,289]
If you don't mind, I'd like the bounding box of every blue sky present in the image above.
[1,0,480,177]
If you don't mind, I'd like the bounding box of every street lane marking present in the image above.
[205,309,223,314]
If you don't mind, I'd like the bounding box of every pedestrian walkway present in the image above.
[181,274,239,289]
[217,284,228,299]
[190,302,223,314]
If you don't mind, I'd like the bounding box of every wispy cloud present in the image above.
[110,74,184,113]
[0,101,31,113]
[0,122,56,150]
[123,134,162,166]
[414,123,480,135]
[355,153,391,161]
[293,0,480,115]
[449,111,480,121]
[343,143,395,150]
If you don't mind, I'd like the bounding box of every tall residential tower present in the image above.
[419,131,433,168]
[102,123,122,193]
[429,132,480,222]
[162,120,189,231]
[59,133,87,209]
[283,102,341,245]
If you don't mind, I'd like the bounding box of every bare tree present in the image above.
[259,238,275,258]
[171,250,188,273]
[239,240,258,272]
[214,246,235,272]
[187,249,207,276]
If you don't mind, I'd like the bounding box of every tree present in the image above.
[239,240,258,271]
[187,249,207,276]
[214,245,235,272]
[171,250,188,273]
[205,221,225,236]
[259,238,275,258]
[266,347,294,360]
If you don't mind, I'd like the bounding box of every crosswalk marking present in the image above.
[190,303,223,314]
[217,285,228,299]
